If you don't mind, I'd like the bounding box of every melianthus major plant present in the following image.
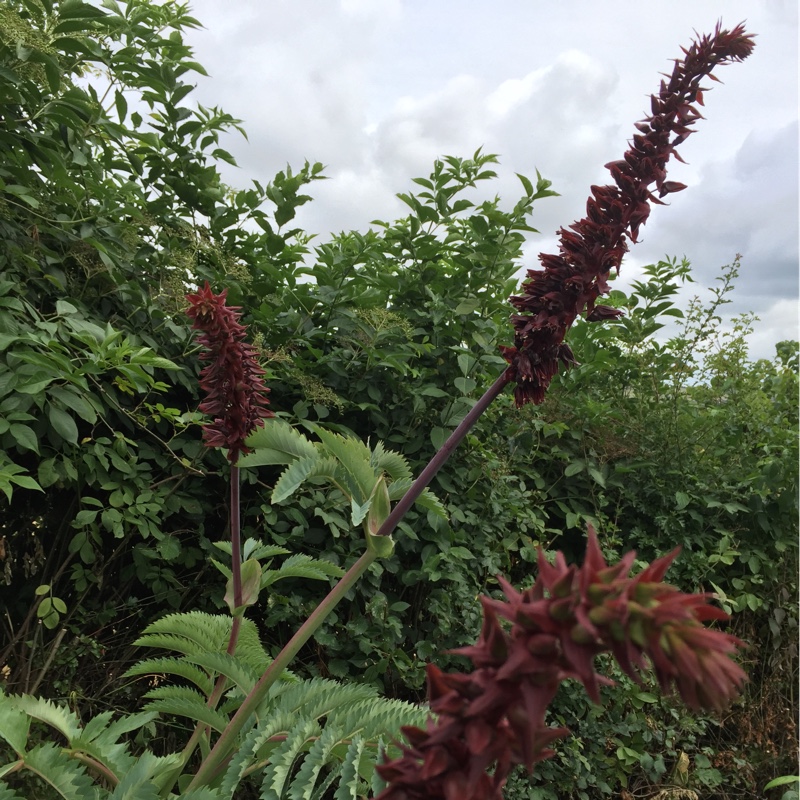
[0,22,754,800]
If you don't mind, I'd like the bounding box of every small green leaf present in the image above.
[588,467,606,488]
[351,495,372,527]
[517,172,534,196]
[114,89,127,122]
[156,536,180,561]
[49,406,79,444]
[675,491,690,510]
[9,424,39,453]
[453,298,480,316]
[430,427,447,451]
[453,377,476,395]
[37,598,53,618]
[9,475,42,492]
[764,776,800,790]
[38,458,60,488]
[17,377,55,394]
[48,386,97,424]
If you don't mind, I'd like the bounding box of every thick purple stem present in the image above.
[230,465,242,609]
[374,368,513,538]
[187,367,514,789]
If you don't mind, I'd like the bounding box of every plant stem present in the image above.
[187,367,513,789]
[157,468,245,796]
[69,750,120,787]
[373,368,513,539]
[230,465,242,609]
[187,547,378,789]
[29,627,67,695]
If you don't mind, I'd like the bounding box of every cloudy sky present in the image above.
[182,0,798,360]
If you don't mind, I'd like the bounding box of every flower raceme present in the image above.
[502,23,755,407]
[376,526,746,800]
[186,282,273,463]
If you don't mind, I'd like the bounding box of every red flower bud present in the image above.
[186,283,274,463]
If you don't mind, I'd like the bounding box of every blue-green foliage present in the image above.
[0,611,427,798]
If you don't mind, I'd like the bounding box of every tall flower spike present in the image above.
[502,23,755,407]
[376,525,747,800]
[186,282,274,463]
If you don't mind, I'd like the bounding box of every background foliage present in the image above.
[0,1,796,798]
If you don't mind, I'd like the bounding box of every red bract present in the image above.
[376,526,747,800]
[186,282,273,463]
[502,24,755,407]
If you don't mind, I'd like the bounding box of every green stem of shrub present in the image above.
[187,368,513,789]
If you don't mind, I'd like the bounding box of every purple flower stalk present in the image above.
[501,23,755,407]
[186,282,274,463]
[376,527,747,800]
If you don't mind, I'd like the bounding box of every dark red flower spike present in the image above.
[186,282,274,463]
[502,23,755,407]
[376,525,747,800]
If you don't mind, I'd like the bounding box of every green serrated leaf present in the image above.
[142,687,230,733]
[350,494,373,527]
[0,695,31,754]
[219,712,296,797]
[242,419,317,465]
[23,742,96,799]
[416,488,447,519]
[272,455,322,504]
[333,736,366,800]
[0,777,27,798]
[288,726,343,800]
[108,751,181,800]
[312,426,376,504]
[12,696,81,742]
[369,441,412,482]
[186,652,258,696]
[261,718,322,800]
[122,658,213,696]
[177,789,224,800]
[261,554,344,588]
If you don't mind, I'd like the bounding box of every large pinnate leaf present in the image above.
[241,418,317,466]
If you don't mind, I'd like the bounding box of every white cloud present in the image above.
[180,0,797,352]
[746,299,799,361]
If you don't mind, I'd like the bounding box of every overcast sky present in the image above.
[182,0,798,360]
